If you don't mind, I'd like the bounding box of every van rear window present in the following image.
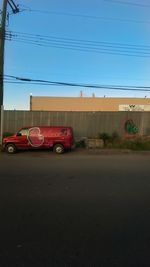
[60,128,67,136]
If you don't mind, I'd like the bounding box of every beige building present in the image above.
[30,96,150,112]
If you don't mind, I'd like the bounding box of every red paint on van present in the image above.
[3,126,74,154]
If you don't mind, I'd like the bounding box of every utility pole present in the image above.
[0,0,7,107]
[0,0,19,145]
[0,0,7,146]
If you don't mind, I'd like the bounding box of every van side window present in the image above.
[60,128,67,136]
[18,129,29,136]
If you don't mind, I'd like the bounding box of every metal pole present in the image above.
[0,0,8,107]
[0,0,7,145]
[0,105,4,145]
[30,94,32,110]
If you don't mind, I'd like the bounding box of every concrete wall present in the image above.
[1,110,150,138]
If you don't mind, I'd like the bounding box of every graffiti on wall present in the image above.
[124,119,138,134]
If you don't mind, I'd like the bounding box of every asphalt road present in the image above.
[0,150,150,266]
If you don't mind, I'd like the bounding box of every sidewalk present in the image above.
[72,147,150,155]
[1,144,150,155]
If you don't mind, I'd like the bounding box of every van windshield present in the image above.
[17,129,29,136]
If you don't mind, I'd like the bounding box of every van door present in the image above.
[16,128,30,148]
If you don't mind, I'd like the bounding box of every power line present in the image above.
[3,75,150,92]
[5,31,150,58]
[24,8,150,25]
[104,0,150,8]
[7,35,150,52]
[6,37,150,58]
[8,0,19,13]
[6,31,150,49]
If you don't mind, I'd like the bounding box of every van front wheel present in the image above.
[6,144,16,154]
[53,144,64,154]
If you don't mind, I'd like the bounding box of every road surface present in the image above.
[0,150,150,266]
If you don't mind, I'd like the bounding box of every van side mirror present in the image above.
[16,133,22,136]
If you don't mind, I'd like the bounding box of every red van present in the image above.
[2,126,74,154]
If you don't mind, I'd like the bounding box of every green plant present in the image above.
[110,131,120,143]
[99,132,111,147]
[132,140,150,150]
[118,138,150,151]
[3,132,14,138]
[98,131,150,151]
[75,139,86,148]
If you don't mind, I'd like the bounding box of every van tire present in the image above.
[6,144,16,154]
[53,144,64,154]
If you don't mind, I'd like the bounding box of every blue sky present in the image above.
[2,0,150,109]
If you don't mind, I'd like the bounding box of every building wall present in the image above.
[30,96,150,112]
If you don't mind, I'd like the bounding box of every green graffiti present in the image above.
[125,119,138,134]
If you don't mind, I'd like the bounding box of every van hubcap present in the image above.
[56,147,62,153]
[8,146,14,153]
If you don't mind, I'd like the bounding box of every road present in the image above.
[0,150,150,266]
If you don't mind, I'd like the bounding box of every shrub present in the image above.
[75,138,86,148]
[99,132,120,147]
[98,132,150,150]
[110,131,121,143]
[118,138,150,151]
[3,132,14,138]
[99,133,111,147]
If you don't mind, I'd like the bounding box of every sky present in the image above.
[1,0,150,110]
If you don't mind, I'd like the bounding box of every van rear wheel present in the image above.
[53,144,64,154]
[6,144,16,154]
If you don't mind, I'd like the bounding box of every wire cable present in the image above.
[3,75,150,92]
[21,7,150,24]
[104,0,150,8]
[5,31,150,58]
[6,30,150,49]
